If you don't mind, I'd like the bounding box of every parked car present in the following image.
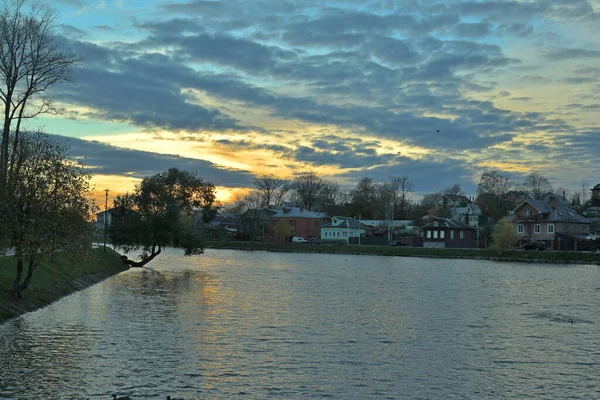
[307,238,322,244]
[390,240,407,247]
[292,236,308,244]
[521,241,546,251]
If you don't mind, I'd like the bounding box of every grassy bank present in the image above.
[0,248,127,323]
[206,241,600,264]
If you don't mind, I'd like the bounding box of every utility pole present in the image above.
[103,189,110,252]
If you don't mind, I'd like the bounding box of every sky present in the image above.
[27,0,600,204]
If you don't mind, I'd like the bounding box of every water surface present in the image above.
[1,249,599,399]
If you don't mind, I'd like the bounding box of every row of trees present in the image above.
[228,173,415,220]
[229,169,593,231]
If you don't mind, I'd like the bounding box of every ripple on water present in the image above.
[0,250,599,399]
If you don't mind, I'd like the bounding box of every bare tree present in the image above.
[0,0,79,186]
[477,171,512,218]
[389,176,413,219]
[351,177,378,218]
[318,180,340,204]
[253,174,290,207]
[522,171,552,200]
[293,172,324,210]
[444,183,465,196]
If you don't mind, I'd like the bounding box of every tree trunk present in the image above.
[120,244,162,268]
[13,257,24,297]
[13,255,36,298]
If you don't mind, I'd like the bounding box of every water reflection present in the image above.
[0,249,599,399]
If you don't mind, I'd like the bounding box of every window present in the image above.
[450,230,454,239]
[337,231,340,237]
[525,210,531,217]
[460,231,464,239]
[427,230,432,238]
[517,224,524,234]
[440,230,445,239]
[534,224,541,234]
[342,231,348,237]
[548,224,555,234]
[433,230,438,239]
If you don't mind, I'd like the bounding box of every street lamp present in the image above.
[103,188,110,252]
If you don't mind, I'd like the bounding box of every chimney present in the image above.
[550,197,559,209]
[299,206,304,212]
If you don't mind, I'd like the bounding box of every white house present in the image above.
[321,216,366,244]
[95,209,113,231]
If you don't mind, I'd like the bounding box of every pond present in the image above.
[1,249,599,399]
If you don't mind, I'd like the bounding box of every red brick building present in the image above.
[270,207,326,242]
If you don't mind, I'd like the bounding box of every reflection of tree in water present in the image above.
[0,316,99,398]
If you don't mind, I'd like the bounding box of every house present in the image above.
[509,197,591,248]
[95,209,113,231]
[237,208,278,241]
[204,212,239,239]
[583,183,600,220]
[452,204,483,228]
[434,194,472,207]
[421,217,477,248]
[270,207,326,242]
[321,216,366,244]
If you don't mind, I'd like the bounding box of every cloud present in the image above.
[43,0,600,194]
[56,135,254,187]
[93,25,115,31]
[545,48,600,61]
[59,24,88,39]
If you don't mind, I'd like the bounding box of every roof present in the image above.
[271,207,326,219]
[422,217,475,230]
[321,217,366,229]
[443,194,472,204]
[512,200,590,224]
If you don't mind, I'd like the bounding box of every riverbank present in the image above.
[0,248,127,324]
[206,241,600,265]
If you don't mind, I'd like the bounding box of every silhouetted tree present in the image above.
[1,132,92,297]
[293,172,324,210]
[253,174,291,207]
[476,171,512,219]
[522,171,552,200]
[110,168,218,267]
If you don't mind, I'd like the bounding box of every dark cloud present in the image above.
[453,22,491,38]
[545,48,600,61]
[53,63,242,132]
[339,158,478,195]
[495,22,533,37]
[56,0,86,8]
[56,135,254,187]
[45,1,599,192]
[59,24,88,39]
[93,25,115,31]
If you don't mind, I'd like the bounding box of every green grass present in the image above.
[0,248,125,323]
[205,241,600,264]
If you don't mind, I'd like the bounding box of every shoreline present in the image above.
[206,242,600,265]
[0,248,127,324]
